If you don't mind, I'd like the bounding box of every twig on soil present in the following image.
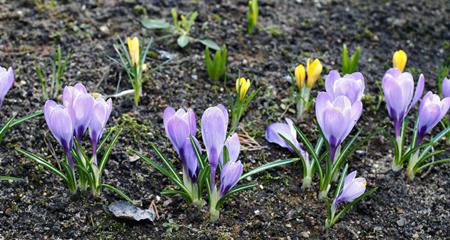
[150,200,159,220]
[238,128,267,151]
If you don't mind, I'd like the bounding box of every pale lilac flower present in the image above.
[63,83,94,140]
[443,77,450,98]
[218,160,243,197]
[382,69,424,137]
[265,118,308,158]
[0,66,14,109]
[201,105,228,188]
[89,97,112,164]
[219,133,241,165]
[325,70,365,103]
[163,107,196,154]
[416,91,450,144]
[333,170,366,206]
[44,100,74,167]
[315,92,362,161]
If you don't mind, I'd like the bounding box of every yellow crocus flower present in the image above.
[236,77,251,101]
[294,64,306,89]
[306,59,322,88]
[127,37,140,67]
[393,50,407,72]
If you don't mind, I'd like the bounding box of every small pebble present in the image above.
[396,217,406,226]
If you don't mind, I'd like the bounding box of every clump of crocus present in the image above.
[230,77,256,134]
[392,50,407,72]
[292,59,323,119]
[325,164,376,228]
[0,66,42,143]
[17,83,129,200]
[35,45,72,100]
[341,44,361,74]
[205,46,227,82]
[141,8,219,50]
[382,69,424,171]
[406,91,450,181]
[266,118,313,188]
[279,70,367,199]
[136,104,297,221]
[112,36,151,106]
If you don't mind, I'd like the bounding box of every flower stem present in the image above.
[406,150,420,181]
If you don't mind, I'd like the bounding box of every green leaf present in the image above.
[415,158,450,173]
[333,164,349,200]
[199,39,220,50]
[0,176,22,181]
[10,111,43,128]
[161,188,192,202]
[215,182,256,209]
[0,114,16,142]
[98,128,122,178]
[16,148,68,182]
[101,183,133,202]
[240,158,299,180]
[141,19,171,29]
[177,35,189,48]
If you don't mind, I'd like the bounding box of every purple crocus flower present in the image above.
[0,66,14,109]
[382,69,424,137]
[265,118,308,158]
[163,106,199,183]
[44,100,74,167]
[315,92,362,162]
[443,77,450,98]
[89,97,112,164]
[201,105,228,188]
[63,83,94,140]
[163,107,196,154]
[416,91,450,145]
[333,170,366,206]
[325,70,365,103]
[218,160,243,197]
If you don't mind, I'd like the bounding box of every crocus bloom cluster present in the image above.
[382,69,424,137]
[333,170,366,207]
[44,83,112,166]
[163,107,199,184]
[392,50,407,72]
[316,70,364,162]
[127,37,140,67]
[416,91,450,145]
[201,104,243,196]
[443,77,450,98]
[0,66,14,109]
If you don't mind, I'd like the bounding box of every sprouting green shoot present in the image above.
[341,44,361,74]
[247,0,259,34]
[205,46,227,82]
[35,45,72,100]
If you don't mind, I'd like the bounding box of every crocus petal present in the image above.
[219,160,243,197]
[44,100,73,151]
[181,137,199,183]
[216,104,229,130]
[163,107,176,129]
[0,66,14,108]
[408,74,425,113]
[89,98,112,147]
[315,92,333,128]
[417,92,450,141]
[166,115,190,153]
[221,133,241,164]
[71,93,94,139]
[265,118,301,153]
[201,106,227,168]
[334,170,366,205]
[325,70,341,98]
[443,78,450,98]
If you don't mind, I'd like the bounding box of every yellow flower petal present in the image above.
[393,50,407,72]
[294,64,306,89]
[306,59,322,88]
[127,37,140,66]
[236,77,251,100]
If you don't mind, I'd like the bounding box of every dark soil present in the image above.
[0,0,449,239]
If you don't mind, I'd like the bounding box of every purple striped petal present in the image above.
[219,160,243,197]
